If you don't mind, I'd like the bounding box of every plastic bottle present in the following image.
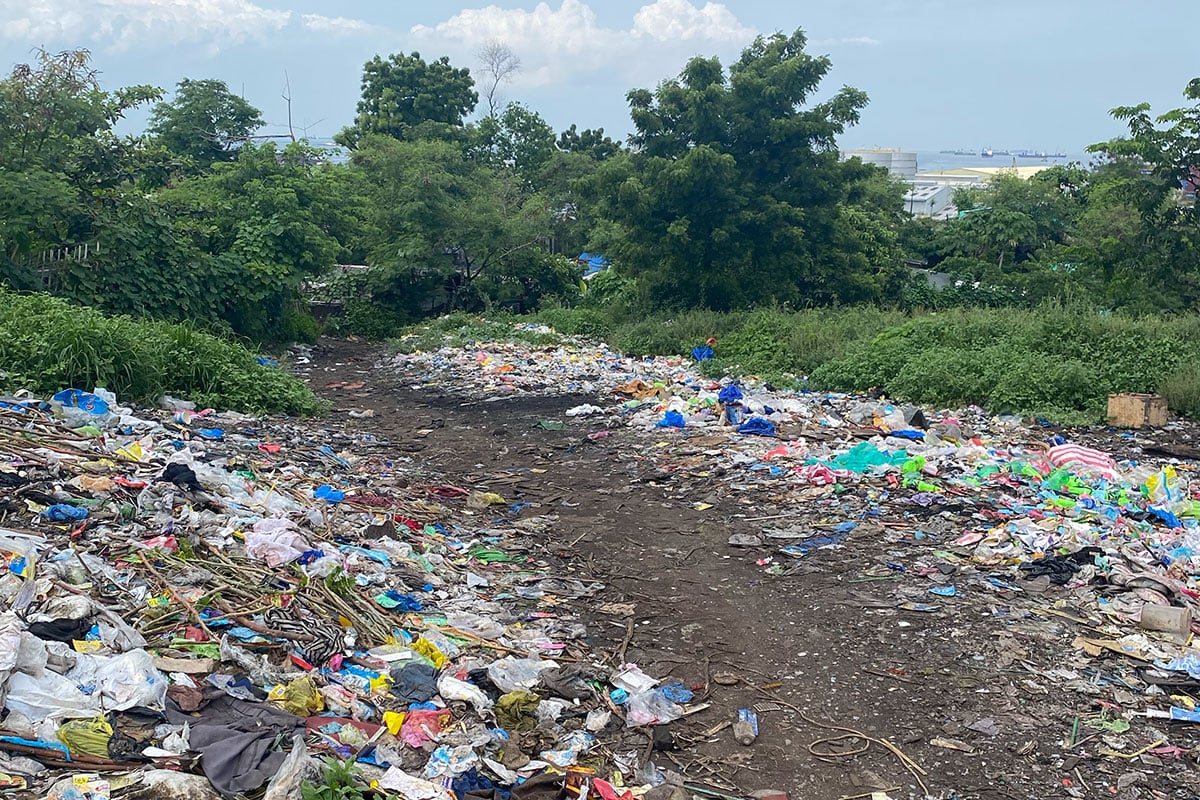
[733,708,759,745]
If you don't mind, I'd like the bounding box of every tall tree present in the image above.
[0,48,160,269]
[557,125,621,161]
[148,78,264,169]
[351,135,567,315]
[476,42,521,117]
[471,102,557,186]
[337,53,477,148]
[592,30,872,310]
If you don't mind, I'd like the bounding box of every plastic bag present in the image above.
[69,650,166,712]
[262,736,314,800]
[444,611,505,640]
[4,669,99,722]
[269,676,324,716]
[437,674,493,714]
[487,657,556,694]
[245,520,310,567]
[57,717,114,759]
[624,689,684,727]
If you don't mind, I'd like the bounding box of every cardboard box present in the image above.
[1107,393,1168,428]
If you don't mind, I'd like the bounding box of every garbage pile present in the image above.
[0,388,696,799]
[390,329,1200,758]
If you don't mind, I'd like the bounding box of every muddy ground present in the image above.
[300,339,1200,800]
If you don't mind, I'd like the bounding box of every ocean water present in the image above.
[913,150,1091,173]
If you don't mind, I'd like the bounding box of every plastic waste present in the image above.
[487,657,556,693]
[624,690,684,727]
[733,708,759,745]
[262,736,312,800]
[437,674,493,714]
[40,505,88,522]
[656,411,686,428]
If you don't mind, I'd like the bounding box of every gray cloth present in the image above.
[389,661,437,704]
[167,689,304,797]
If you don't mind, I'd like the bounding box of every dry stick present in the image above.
[755,685,929,796]
[616,618,635,664]
[139,557,218,642]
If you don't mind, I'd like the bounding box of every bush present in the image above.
[0,289,325,415]
[809,305,1200,421]
[1161,365,1200,420]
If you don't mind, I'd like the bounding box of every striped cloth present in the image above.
[1047,443,1119,479]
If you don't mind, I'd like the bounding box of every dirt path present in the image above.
[300,338,1199,800]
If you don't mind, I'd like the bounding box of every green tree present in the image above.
[0,48,160,275]
[1087,78,1200,309]
[148,78,264,170]
[592,30,872,310]
[352,136,568,316]
[557,125,621,160]
[338,53,477,148]
[471,102,557,186]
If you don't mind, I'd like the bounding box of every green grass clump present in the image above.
[0,289,324,415]
[809,305,1200,422]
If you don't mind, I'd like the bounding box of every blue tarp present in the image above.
[578,252,610,275]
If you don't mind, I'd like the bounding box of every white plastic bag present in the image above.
[444,611,505,640]
[486,657,556,693]
[4,669,100,722]
[436,674,492,714]
[70,650,168,711]
[624,689,684,727]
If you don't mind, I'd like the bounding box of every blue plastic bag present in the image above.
[51,389,108,415]
[42,504,88,521]
[737,417,777,437]
[656,411,686,428]
[314,484,345,503]
[718,384,744,405]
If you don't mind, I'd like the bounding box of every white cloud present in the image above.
[0,0,291,49]
[410,0,757,87]
[301,13,373,37]
[631,0,753,42]
[811,35,881,47]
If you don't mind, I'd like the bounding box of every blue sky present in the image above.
[1,1,1196,151]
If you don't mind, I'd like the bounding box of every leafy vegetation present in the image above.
[0,289,324,415]
[300,758,364,800]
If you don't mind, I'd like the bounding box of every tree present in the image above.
[148,79,264,169]
[337,53,477,148]
[471,103,557,185]
[592,30,873,310]
[0,48,161,273]
[1086,79,1200,309]
[557,125,621,160]
[351,136,568,316]
[476,42,521,117]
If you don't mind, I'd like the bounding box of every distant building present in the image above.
[902,182,957,220]
[840,149,919,180]
[914,165,1053,186]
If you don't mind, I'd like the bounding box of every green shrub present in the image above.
[0,289,324,415]
[1161,365,1200,420]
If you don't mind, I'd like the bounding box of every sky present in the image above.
[0,0,1196,152]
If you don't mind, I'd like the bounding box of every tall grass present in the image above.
[0,289,324,415]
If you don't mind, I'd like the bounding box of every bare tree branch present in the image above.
[476,41,521,117]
